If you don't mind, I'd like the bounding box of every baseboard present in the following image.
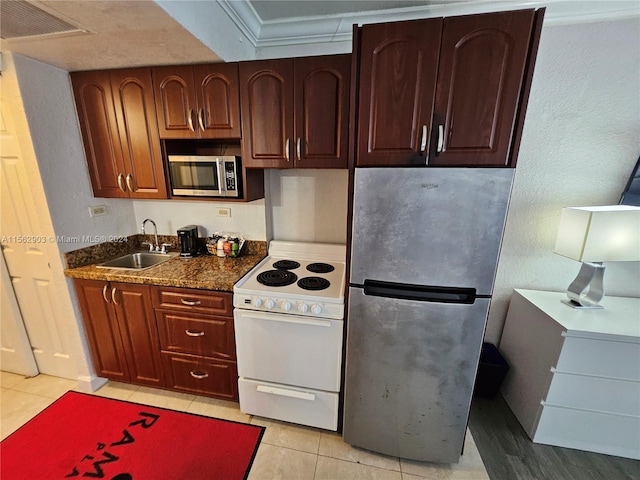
[76,375,107,392]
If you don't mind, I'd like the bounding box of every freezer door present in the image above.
[350,168,514,295]
[343,286,489,463]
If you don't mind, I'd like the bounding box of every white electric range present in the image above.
[233,241,346,430]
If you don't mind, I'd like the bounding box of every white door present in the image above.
[0,73,77,379]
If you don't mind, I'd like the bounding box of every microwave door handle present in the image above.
[216,158,224,196]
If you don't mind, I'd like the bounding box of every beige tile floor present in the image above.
[1,372,489,479]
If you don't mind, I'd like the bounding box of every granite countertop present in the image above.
[63,235,267,292]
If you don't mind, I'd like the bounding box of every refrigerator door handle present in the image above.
[363,279,476,304]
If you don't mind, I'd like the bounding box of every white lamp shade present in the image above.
[554,205,640,262]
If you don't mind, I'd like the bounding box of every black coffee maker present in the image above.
[177,225,199,258]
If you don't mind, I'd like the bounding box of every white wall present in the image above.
[132,199,267,240]
[11,54,137,254]
[266,169,349,244]
[487,17,640,345]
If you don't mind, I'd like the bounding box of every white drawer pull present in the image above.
[257,385,315,401]
[190,371,209,379]
[185,330,205,337]
[181,299,201,306]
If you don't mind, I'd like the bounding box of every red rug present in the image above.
[1,391,264,480]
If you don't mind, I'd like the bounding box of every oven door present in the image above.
[233,309,343,392]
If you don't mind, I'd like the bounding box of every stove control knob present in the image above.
[298,303,309,313]
[281,301,292,311]
[253,298,263,308]
[265,299,276,309]
[311,304,322,315]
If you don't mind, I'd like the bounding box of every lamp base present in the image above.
[561,299,604,310]
[563,262,605,309]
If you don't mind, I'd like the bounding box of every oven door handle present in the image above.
[215,158,224,196]
[257,385,315,401]
[238,311,331,327]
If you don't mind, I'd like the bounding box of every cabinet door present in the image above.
[110,69,167,199]
[194,63,241,139]
[152,66,198,139]
[112,283,164,387]
[74,280,129,381]
[356,19,442,167]
[294,55,350,168]
[431,10,535,166]
[71,71,128,197]
[240,59,294,168]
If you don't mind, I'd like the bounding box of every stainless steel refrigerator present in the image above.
[343,167,514,463]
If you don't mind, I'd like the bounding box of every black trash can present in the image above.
[473,342,509,399]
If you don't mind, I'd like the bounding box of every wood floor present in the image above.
[467,394,640,480]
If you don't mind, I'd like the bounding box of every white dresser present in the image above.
[500,289,640,459]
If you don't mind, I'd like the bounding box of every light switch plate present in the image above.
[88,205,107,217]
[216,207,231,218]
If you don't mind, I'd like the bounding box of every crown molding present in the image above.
[220,0,640,50]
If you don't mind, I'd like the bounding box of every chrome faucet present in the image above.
[141,218,159,252]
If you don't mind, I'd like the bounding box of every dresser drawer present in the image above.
[151,286,232,316]
[556,336,640,381]
[156,311,236,360]
[545,371,640,416]
[162,352,238,401]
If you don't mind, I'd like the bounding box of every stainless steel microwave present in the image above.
[168,155,240,198]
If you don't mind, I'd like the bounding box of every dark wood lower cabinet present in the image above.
[161,352,239,401]
[74,279,238,401]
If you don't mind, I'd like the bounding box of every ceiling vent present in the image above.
[1,1,85,40]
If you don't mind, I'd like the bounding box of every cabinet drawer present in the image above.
[556,337,640,381]
[156,310,235,360]
[152,286,232,316]
[238,378,339,431]
[535,404,640,460]
[162,352,238,401]
[545,371,640,417]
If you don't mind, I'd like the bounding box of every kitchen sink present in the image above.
[97,251,179,270]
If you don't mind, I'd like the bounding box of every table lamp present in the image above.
[553,205,640,309]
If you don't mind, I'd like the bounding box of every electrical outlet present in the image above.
[88,205,107,217]
[216,207,231,218]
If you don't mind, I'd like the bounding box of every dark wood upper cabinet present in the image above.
[72,71,128,198]
[72,68,167,198]
[431,10,535,166]
[356,9,542,167]
[240,59,294,169]
[110,69,167,198]
[294,55,351,169]
[240,55,350,169]
[152,63,240,139]
[357,19,442,167]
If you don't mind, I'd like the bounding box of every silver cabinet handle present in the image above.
[190,371,209,379]
[111,287,119,305]
[187,109,195,132]
[125,174,134,192]
[185,329,205,337]
[180,299,201,306]
[420,125,427,154]
[198,108,205,131]
[436,124,444,154]
[296,137,302,161]
[102,284,110,303]
[117,174,126,193]
[285,138,290,162]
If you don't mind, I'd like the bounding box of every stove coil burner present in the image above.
[257,270,298,287]
[306,262,335,274]
[298,276,331,291]
[272,260,301,270]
